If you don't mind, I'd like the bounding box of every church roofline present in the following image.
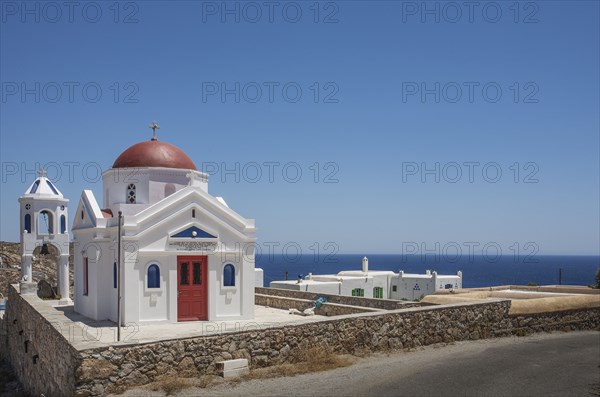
[120,200,256,242]
[20,170,66,199]
[126,186,255,232]
[101,167,209,180]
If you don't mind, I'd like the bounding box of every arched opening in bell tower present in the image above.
[37,210,54,235]
[31,243,62,298]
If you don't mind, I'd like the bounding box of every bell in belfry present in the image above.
[39,243,50,256]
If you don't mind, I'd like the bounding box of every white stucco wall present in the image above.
[102,168,208,210]
[271,269,463,302]
[73,176,256,324]
[390,277,435,300]
[254,268,264,288]
[434,276,462,291]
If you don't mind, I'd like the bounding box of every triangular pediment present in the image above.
[72,190,103,230]
[126,187,255,241]
[171,225,217,239]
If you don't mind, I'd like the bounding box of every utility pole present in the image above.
[558,268,562,286]
[117,211,123,342]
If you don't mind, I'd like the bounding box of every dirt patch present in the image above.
[147,375,218,396]
[112,346,354,396]
[508,295,600,315]
[241,346,355,381]
[422,289,600,315]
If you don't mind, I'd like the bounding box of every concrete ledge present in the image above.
[19,282,37,295]
[216,358,248,371]
[217,359,249,378]
[222,367,250,378]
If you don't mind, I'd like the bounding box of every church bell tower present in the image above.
[18,170,71,303]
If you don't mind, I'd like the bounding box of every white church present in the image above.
[19,123,259,324]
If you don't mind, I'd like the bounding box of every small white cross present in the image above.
[37,169,47,178]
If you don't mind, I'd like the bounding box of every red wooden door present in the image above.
[177,256,208,321]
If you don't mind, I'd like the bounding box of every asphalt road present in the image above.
[115,331,600,397]
[354,331,600,397]
[203,331,600,397]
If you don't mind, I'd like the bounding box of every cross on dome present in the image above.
[37,169,47,178]
[149,121,160,141]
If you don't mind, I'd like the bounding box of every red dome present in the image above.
[112,140,197,170]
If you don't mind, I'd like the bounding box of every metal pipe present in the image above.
[559,268,563,285]
[117,211,122,341]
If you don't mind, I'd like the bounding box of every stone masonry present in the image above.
[4,284,80,396]
[2,284,599,397]
[255,287,427,310]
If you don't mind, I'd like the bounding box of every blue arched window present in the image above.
[60,215,66,234]
[83,257,89,296]
[147,264,160,288]
[24,214,31,233]
[113,262,117,289]
[223,264,235,287]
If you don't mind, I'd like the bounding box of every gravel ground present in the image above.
[114,330,600,397]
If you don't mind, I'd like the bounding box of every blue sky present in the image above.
[1,1,598,256]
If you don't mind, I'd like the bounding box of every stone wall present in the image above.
[76,298,597,396]
[507,309,600,335]
[5,284,600,396]
[255,293,381,316]
[0,315,7,362]
[75,300,514,395]
[256,287,428,310]
[5,285,79,397]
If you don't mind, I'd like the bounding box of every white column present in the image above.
[58,254,71,303]
[21,254,33,281]
[19,254,38,295]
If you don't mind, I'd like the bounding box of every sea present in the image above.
[256,254,600,288]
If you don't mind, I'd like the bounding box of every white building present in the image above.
[18,170,70,303]
[270,257,462,301]
[72,125,258,324]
